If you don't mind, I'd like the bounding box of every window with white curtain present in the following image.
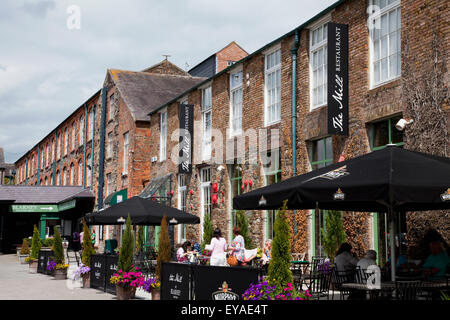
[230,70,243,136]
[70,163,75,185]
[310,22,328,109]
[86,154,92,187]
[88,108,94,141]
[123,132,129,174]
[64,128,69,156]
[107,132,113,159]
[71,122,76,151]
[160,110,167,161]
[201,86,212,161]
[369,0,401,87]
[78,160,83,186]
[264,47,281,124]
[46,144,50,167]
[177,174,187,241]
[200,167,211,239]
[79,116,84,146]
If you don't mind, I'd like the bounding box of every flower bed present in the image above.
[110,268,145,288]
[242,278,311,300]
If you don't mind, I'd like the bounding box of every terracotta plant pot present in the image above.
[54,268,68,280]
[29,260,38,273]
[152,289,161,300]
[82,273,90,288]
[116,285,133,300]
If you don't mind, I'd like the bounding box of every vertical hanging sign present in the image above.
[327,23,349,136]
[178,104,194,174]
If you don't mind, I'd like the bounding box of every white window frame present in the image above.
[201,86,212,161]
[177,174,187,242]
[71,122,76,151]
[106,173,112,196]
[309,15,330,111]
[70,163,75,185]
[159,109,167,162]
[264,44,282,126]
[88,109,94,141]
[123,132,129,175]
[46,144,50,168]
[86,154,92,187]
[78,160,83,186]
[229,67,243,137]
[107,132,113,159]
[200,167,211,239]
[64,128,69,156]
[369,0,401,89]
[79,116,84,146]
[57,134,61,160]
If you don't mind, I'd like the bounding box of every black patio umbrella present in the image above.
[233,145,450,280]
[84,196,200,226]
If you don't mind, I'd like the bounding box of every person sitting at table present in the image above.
[176,241,192,263]
[335,242,358,272]
[206,228,228,266]
[423,241,450,279]
[229,227,245,266]
[262,239,272,265]
[357,250,377,270]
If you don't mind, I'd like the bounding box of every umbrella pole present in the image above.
[389,208,396,282]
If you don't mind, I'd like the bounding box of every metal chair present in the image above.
[395,280,422,300]
[330,267,357,300]
[311,256,327,272]
[306,271,332,300]
[291,262,303,292]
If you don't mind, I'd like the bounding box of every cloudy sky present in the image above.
[0,0,336,163]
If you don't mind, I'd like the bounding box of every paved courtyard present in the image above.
[0,254,151,300]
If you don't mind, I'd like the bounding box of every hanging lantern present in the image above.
[189,189,194,195]
[170,190,174,196]
[221,197,225,204]
[244,180,248,186]
[212,194,218,204]
[221,190,225,195]
[249,179,253,187]
[241,184,245,191]
[212,182,218,193]
[190,204,193,209]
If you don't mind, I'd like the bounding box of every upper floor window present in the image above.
[123,132,129,174]
[88,108,94,141]
[369,0,401,87]
[230,70,243,136]
[264,48,281,125]
[86,154,92,187]
[79,116,84,146]
[71,122,76,151]
[159,110,167,161]
[308,136,333,170]
[310,22,328,109]
[64,128,69,156]
[78,160,83,186]
[107,132,113,159]
[201,86,212,161]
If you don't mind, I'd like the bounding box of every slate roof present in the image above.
[0,186,94,204]
[109,69,206,121]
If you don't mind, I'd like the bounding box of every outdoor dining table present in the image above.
[340,279,448,300]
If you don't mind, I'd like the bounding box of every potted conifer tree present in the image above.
[80,220,95,288]
[27,225,41,273]
[52,226,69,280]
[154,215,171,300]
[19,239,30,264]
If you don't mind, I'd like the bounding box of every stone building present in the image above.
[0,148,15,185]
[147,0,449,262]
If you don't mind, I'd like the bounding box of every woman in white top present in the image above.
[206,228,228,266]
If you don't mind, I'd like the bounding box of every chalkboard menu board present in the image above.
[192,265,259,300]
[105,255,119,294]
[38,250,54,275]
[161,262,192,300]
[90,254,106,290]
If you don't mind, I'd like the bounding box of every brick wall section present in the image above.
[216,42,249,73]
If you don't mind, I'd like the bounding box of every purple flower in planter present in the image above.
[47,260,56,272]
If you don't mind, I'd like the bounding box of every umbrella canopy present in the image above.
[84,196,200,226]
[233,145,450,213]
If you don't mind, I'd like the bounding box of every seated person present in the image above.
[262,239,272,265]
[243,248,258,265]
[176,241,192,263]
[335,242,358,272]
[423,241,450,279]
[357,250,377,270]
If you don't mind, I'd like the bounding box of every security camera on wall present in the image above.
[395,118,413,131]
